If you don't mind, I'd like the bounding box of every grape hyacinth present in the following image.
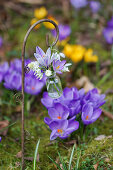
[41,87,106,140]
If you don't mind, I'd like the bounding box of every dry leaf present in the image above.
[95,135,106,141]
[93,162,99,170]
[0,120,9,136]
[102,109,113,120]
[16,151,22,158]
[65,140,77,146]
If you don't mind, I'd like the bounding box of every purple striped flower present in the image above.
[0,62,9,83]
[53,60,66,74]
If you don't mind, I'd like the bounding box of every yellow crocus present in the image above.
[57,37,70,46]
[44,16,58,30]
[84,49,98,63]
[70,45,86,63]
[30,18,40,29]
[63,44,75,58]
[34,7,48,19]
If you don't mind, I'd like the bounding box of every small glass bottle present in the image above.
[46,73,63,99]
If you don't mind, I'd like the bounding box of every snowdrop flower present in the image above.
[62,63,72,72]
[28,61,39,71]
[45,70,52,77]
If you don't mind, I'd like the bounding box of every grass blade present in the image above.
[58,151,67,170]
[33,139,40,170]
[74,150,81,170]
[0,122,16,132]
[48,155,62,170]
[68,144,75,170]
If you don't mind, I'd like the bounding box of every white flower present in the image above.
[45,70,52,77]
[59,53,65,58]
[28,61,39,71]
[62,63,72,72]
[52,52,65,61]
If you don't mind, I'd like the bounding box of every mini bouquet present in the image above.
[28,46,72,98]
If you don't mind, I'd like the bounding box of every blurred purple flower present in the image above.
[44,103,69,125]
[0,37,3,48]
[10,59,22,73]
[52,24,71,41]
[24,75,44,95]
[49,119,79,140]
[89,1,101,13]
[70,0,88,9]
[107,17,113,28]
[53,60,66,74]
[0,62,9,83]
[82,103,102,125]
[103,27,113,44]
[0,136,1,142]
[4,71,21,91]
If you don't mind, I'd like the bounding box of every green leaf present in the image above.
[69,144,75,170]
[33,139,40,170]
[48,155,62,170]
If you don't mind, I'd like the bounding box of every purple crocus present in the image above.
[24,75,44,95]
[34,46,53,68]
[4,71,21,91]
[89,1,101,13]
[0,62,9,83]
[82,103,102,125]
[0,37,3,48]
[10,59,22,73]
[53,60,66,74]
[103,27,113,44]
[107,17,113,28]
[82,88,106,109]
[44,103,69,125]
[49,119,79,140]
[52,24,71,41]
[0,136,1,142]
[70,0,88,9]
[41,92,55,108]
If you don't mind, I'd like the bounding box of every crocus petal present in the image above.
[44,117,52,125]
[36,46,45,57]
[48,108,59,119]
[50,129,58,140]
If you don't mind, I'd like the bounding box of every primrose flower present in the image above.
[82,103,102,125]
[52,24,71,41]
[49,119,79,140]
[34,7,48,19]
[84,49,98,63]
[0,37,3,48]
[70,0,88,9]
[89,1,101,13]
[44,103,69,125]
[44,16,58,30]
[30,18,40,29]
[53,60,66,74]
[103,27,113,44]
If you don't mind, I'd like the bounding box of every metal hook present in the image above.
[21,19,59,170]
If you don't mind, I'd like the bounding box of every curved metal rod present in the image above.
[21,19,59,169]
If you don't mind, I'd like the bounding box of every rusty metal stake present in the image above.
[21,19,59,169]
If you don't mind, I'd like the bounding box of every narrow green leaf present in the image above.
[48,155,62,170]
[74,150,81,170]
[69,144,75,170]
[58,151,67,170]
[33,139,40,170]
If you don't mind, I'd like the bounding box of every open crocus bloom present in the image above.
[82,103,102,125]
[34,46,53,68]
[89,1,101,13]
[44,103,69,125]
[53,60,66,74]
[49,119,79,140]
[70,0,88,9]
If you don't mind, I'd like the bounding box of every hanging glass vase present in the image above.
[46,72,63,99]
